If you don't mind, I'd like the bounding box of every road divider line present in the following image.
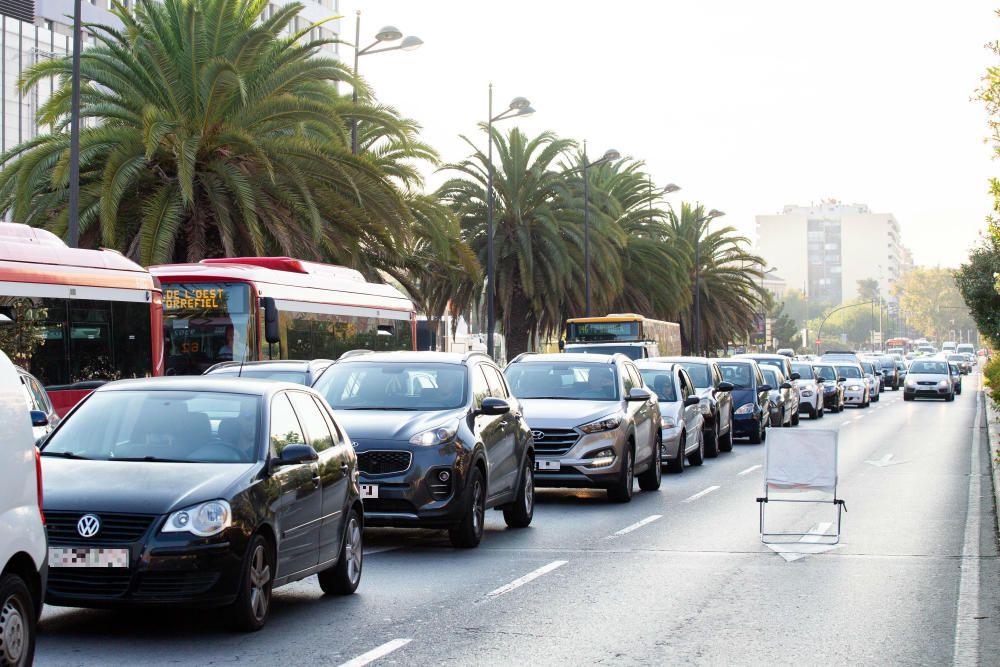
[339,639,413,667]
[607,514,662,539]
[682,486,720,503]
[737,464,762,476]
[484,560,567,600]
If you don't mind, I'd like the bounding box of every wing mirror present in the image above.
[716,381,734,392]
[759,384,772,392]
[262,296,281,345]
[626,387,653,402]
[838,377,847,383]
[816,377,826,383]
[30,410,48,427]
[780,382,793,390]
[271,443,319,468]
[684,396,701,407]
[790,372,801,380]
[478,396,511,416]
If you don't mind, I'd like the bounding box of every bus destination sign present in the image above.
[164,288,225,310]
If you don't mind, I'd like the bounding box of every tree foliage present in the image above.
[955,238,1000,347]
[893,267,975,342]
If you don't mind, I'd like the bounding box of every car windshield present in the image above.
[505,362,620,401]
[879,358,895,369]
[315,362,468,410]
[639,370,677,402]
[835,365,863,379]
[566,345,645,360]
[761,368,780,387]
[41,390,260,463]
[678,363,710,388]
[909,360,949,374]
[716,363,752,388]
[860,362,875,374]
[814,365,837,381]
[208,369,308,384]
[791,363,813,379]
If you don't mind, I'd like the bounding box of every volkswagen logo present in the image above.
[77,514,101,538]
[531,430,545,440]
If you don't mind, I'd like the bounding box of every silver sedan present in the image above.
[637,361,705,473]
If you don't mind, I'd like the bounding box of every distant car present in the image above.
[948,362,963,394]
[859,359,881,402]
[648,356,734,458]
[41,377,364,631]
[896,360,908,385]
[834,362,869,408]
[760,366,795,427]
[636,361,705,473]
[716,359,771,444]
[957,343,975,356]
[875,355,900,390]
[504,353,661,502]
[17,366,60,441]
[942,341,957,354]
[733,354,801,425]
[790,361,824,418]
[313,351,535,544]
[0,351,46,666]
[820,350,861,363]
[813,363,845,412]
[776,348,795,358]
[204,359,334,386]
[947,354,971,375]
[904,359,956,401]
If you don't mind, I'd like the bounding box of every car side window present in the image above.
[270,393,306,456]
[712,365,722,388]
[621,365,635,393]
[18,375,39,411]
[755,367,765,387]
[29,378,52,413]
[470,366,490,408]
[626,364,643,391]
[481,364,509,399]
[288,392,334,452]
[314,396,345,448]
[678,370,691,401]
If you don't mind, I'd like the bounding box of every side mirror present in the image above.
[790,372,801,380]
[272,443,319,468]
[684,396,701,407]
[716,381,734,392]
[780,382,793,390]
[838,377,847,383]
[816,377,826,384]
[262,296,281,345]
[35,435,48,448]
[478,396,511,416]
[558,339,565,351]
[30,410,48,427]
[626,387,653,402]
[759,384,772,392]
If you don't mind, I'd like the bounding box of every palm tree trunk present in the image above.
[505,281,535,360]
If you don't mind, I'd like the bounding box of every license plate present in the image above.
[535,460,560,471]
[48,547,129,568]
[361,484,379,499]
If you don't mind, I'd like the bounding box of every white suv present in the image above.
[0,350,46,666]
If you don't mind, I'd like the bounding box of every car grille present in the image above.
[48,569,132,598]
[46,511,157,545]
[134,572,220,598]
[357,450,412,475]
[530,428,579,457]
[917,381,936,386]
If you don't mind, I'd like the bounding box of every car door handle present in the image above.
[498,420,509,427]
[311,474,322,488]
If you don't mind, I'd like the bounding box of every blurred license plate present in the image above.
[535,460,560,471]
[361,484,379,499]
[48,547,128,568]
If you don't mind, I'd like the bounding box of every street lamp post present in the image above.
[693,209,724,355]
[484,87,535,359]
[351,12,422,155]
[68,0,83,248]
[646,176,680,212]
[580,144,620,316]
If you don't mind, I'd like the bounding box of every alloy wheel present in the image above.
[472,480,485,536]
[0,593,26,666]
[248,544,271,623]
[523,466,534,515]
[345,517,363,585]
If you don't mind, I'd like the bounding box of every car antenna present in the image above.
[237,336,249,378]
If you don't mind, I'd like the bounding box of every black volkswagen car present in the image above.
[313,351,535,548]
[40,377,363,631]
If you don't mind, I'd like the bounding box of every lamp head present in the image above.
[375,25,403,42]
[509,96,531,110]
[662,183,681,193]
[707,209,725,219]
[515,105,536,117]
[400,35,423,50]
[602,149,621,162]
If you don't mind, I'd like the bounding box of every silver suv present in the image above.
[504,353,661,502]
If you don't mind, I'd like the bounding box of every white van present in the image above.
[0,350,46,666]
[942,341,957,353]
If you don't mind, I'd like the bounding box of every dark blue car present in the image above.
[714,359,771,444]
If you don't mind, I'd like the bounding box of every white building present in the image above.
[755,200,908,306]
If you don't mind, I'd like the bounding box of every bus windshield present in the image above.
[566,320,639,342]
[162,282,252,376]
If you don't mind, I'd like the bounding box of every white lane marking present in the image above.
[363,546,399,555]
[767,522,841,562]
[682,486,720,503]
[339,639,413,667]
[840,421,853,428]
[608,514,662,538]
[853,416,864,421]
[864,453,905,467]
[800,522,833,543]
[738,464,762,476]
[484,560,567,600]
[953,391,983,665]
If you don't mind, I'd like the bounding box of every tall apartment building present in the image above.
[755,200,908,306]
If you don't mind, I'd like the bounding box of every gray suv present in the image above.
[504,353,661,502]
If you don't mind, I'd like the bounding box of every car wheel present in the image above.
[749,420,763,444]
[502,458,534,528]
[666,432,685,473]
[318,508,363,595]
[704,422,720,459]
[607,446,634,503]
[0,573,36,667]
[904,394,913,401]
[873,393,880,402]
[449,467,486,548]
[638,432,662,491]
[957,386,963,395]
[946,393,955,402]
[228,534,274,632]
[791,407,800,426]
[769,409,780,428]
[817,403,825,419]
[718,416,734,452]
[687,430,705,466]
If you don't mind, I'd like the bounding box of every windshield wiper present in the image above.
[40,451,91,460]
[110,456,191,463]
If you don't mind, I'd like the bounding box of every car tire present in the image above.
[0,572,36,667]
[687,430,705,466]
[449,467,486,548]
[817,404,825,419]
[607,446,634,503]
[957,386,963,395]
[749,420,764,444]
[638,433,662,491]
[946,393,955,402]
[318,508,363,595]
[904,394,913,401]
[502,459,534,528]
[228,533,274,632]
[718,417,734,452]
[873,393,880,402]
[791,408,800,426]
[704,422,720,459]
[667,432,685,473]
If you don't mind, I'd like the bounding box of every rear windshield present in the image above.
[835,365,862,379]
[505,363,620,401]
[639,370,677,402]
[909,360,948,374]
[678,363,710,388]
[947,355,965,362]
[315,362,468,410]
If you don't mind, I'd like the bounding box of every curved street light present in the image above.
[816,299,877,351]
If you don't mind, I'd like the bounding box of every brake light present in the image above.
[34,446,44,525]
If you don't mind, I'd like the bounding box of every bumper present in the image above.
[843,389,866,404]
[660,427,683,461]
[530,427,629,490]
[732,413,762,437]
[903,386,951,398]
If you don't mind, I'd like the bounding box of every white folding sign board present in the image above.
[764,429,838,493]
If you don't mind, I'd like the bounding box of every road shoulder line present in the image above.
[953,388,983,666]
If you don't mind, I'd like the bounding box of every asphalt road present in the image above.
[35,375,1000,666]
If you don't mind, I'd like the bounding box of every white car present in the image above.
[790,361,824,418]
[0,350,46,666]
[834,362,870,408]
[859,359,882,402]
[637,361,705,473]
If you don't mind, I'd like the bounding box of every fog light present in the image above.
[588,448,616,468]
[438,470,451,482]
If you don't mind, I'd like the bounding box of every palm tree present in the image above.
[0,0,413,268]
[668,202,767,354]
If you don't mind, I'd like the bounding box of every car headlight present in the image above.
[580,415,624,434]
[801,390,813,397]
[409,424,458,446]
[848,384,862,391]
[660,416,677,429]
[735,403,755,415]
[938,380,950,388]
[162,500,232,537]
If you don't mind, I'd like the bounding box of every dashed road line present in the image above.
[682,486,720,503]
[484,560,568,600]
[339,639,413,667]
[608,514,662,538]
[737,465,762,476]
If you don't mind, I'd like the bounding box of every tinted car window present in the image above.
[835,365,863,379]
[814,365,837,381]
[626,364,643,389]
[761,368,781,387]
[506,362,619,401]
[791,363,813,379]
[288,392,334,452]
[716,362,752,388]
[481,365,509,399]
[680,363,710,388]
[471,366,490,407]
[315,362,468,410]
[640,370,676,401]
[270,393,306,456]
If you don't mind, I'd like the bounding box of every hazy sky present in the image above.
[338,0,998,268]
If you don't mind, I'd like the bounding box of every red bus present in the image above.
[0,224,163,414]
[150,257,416,375]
